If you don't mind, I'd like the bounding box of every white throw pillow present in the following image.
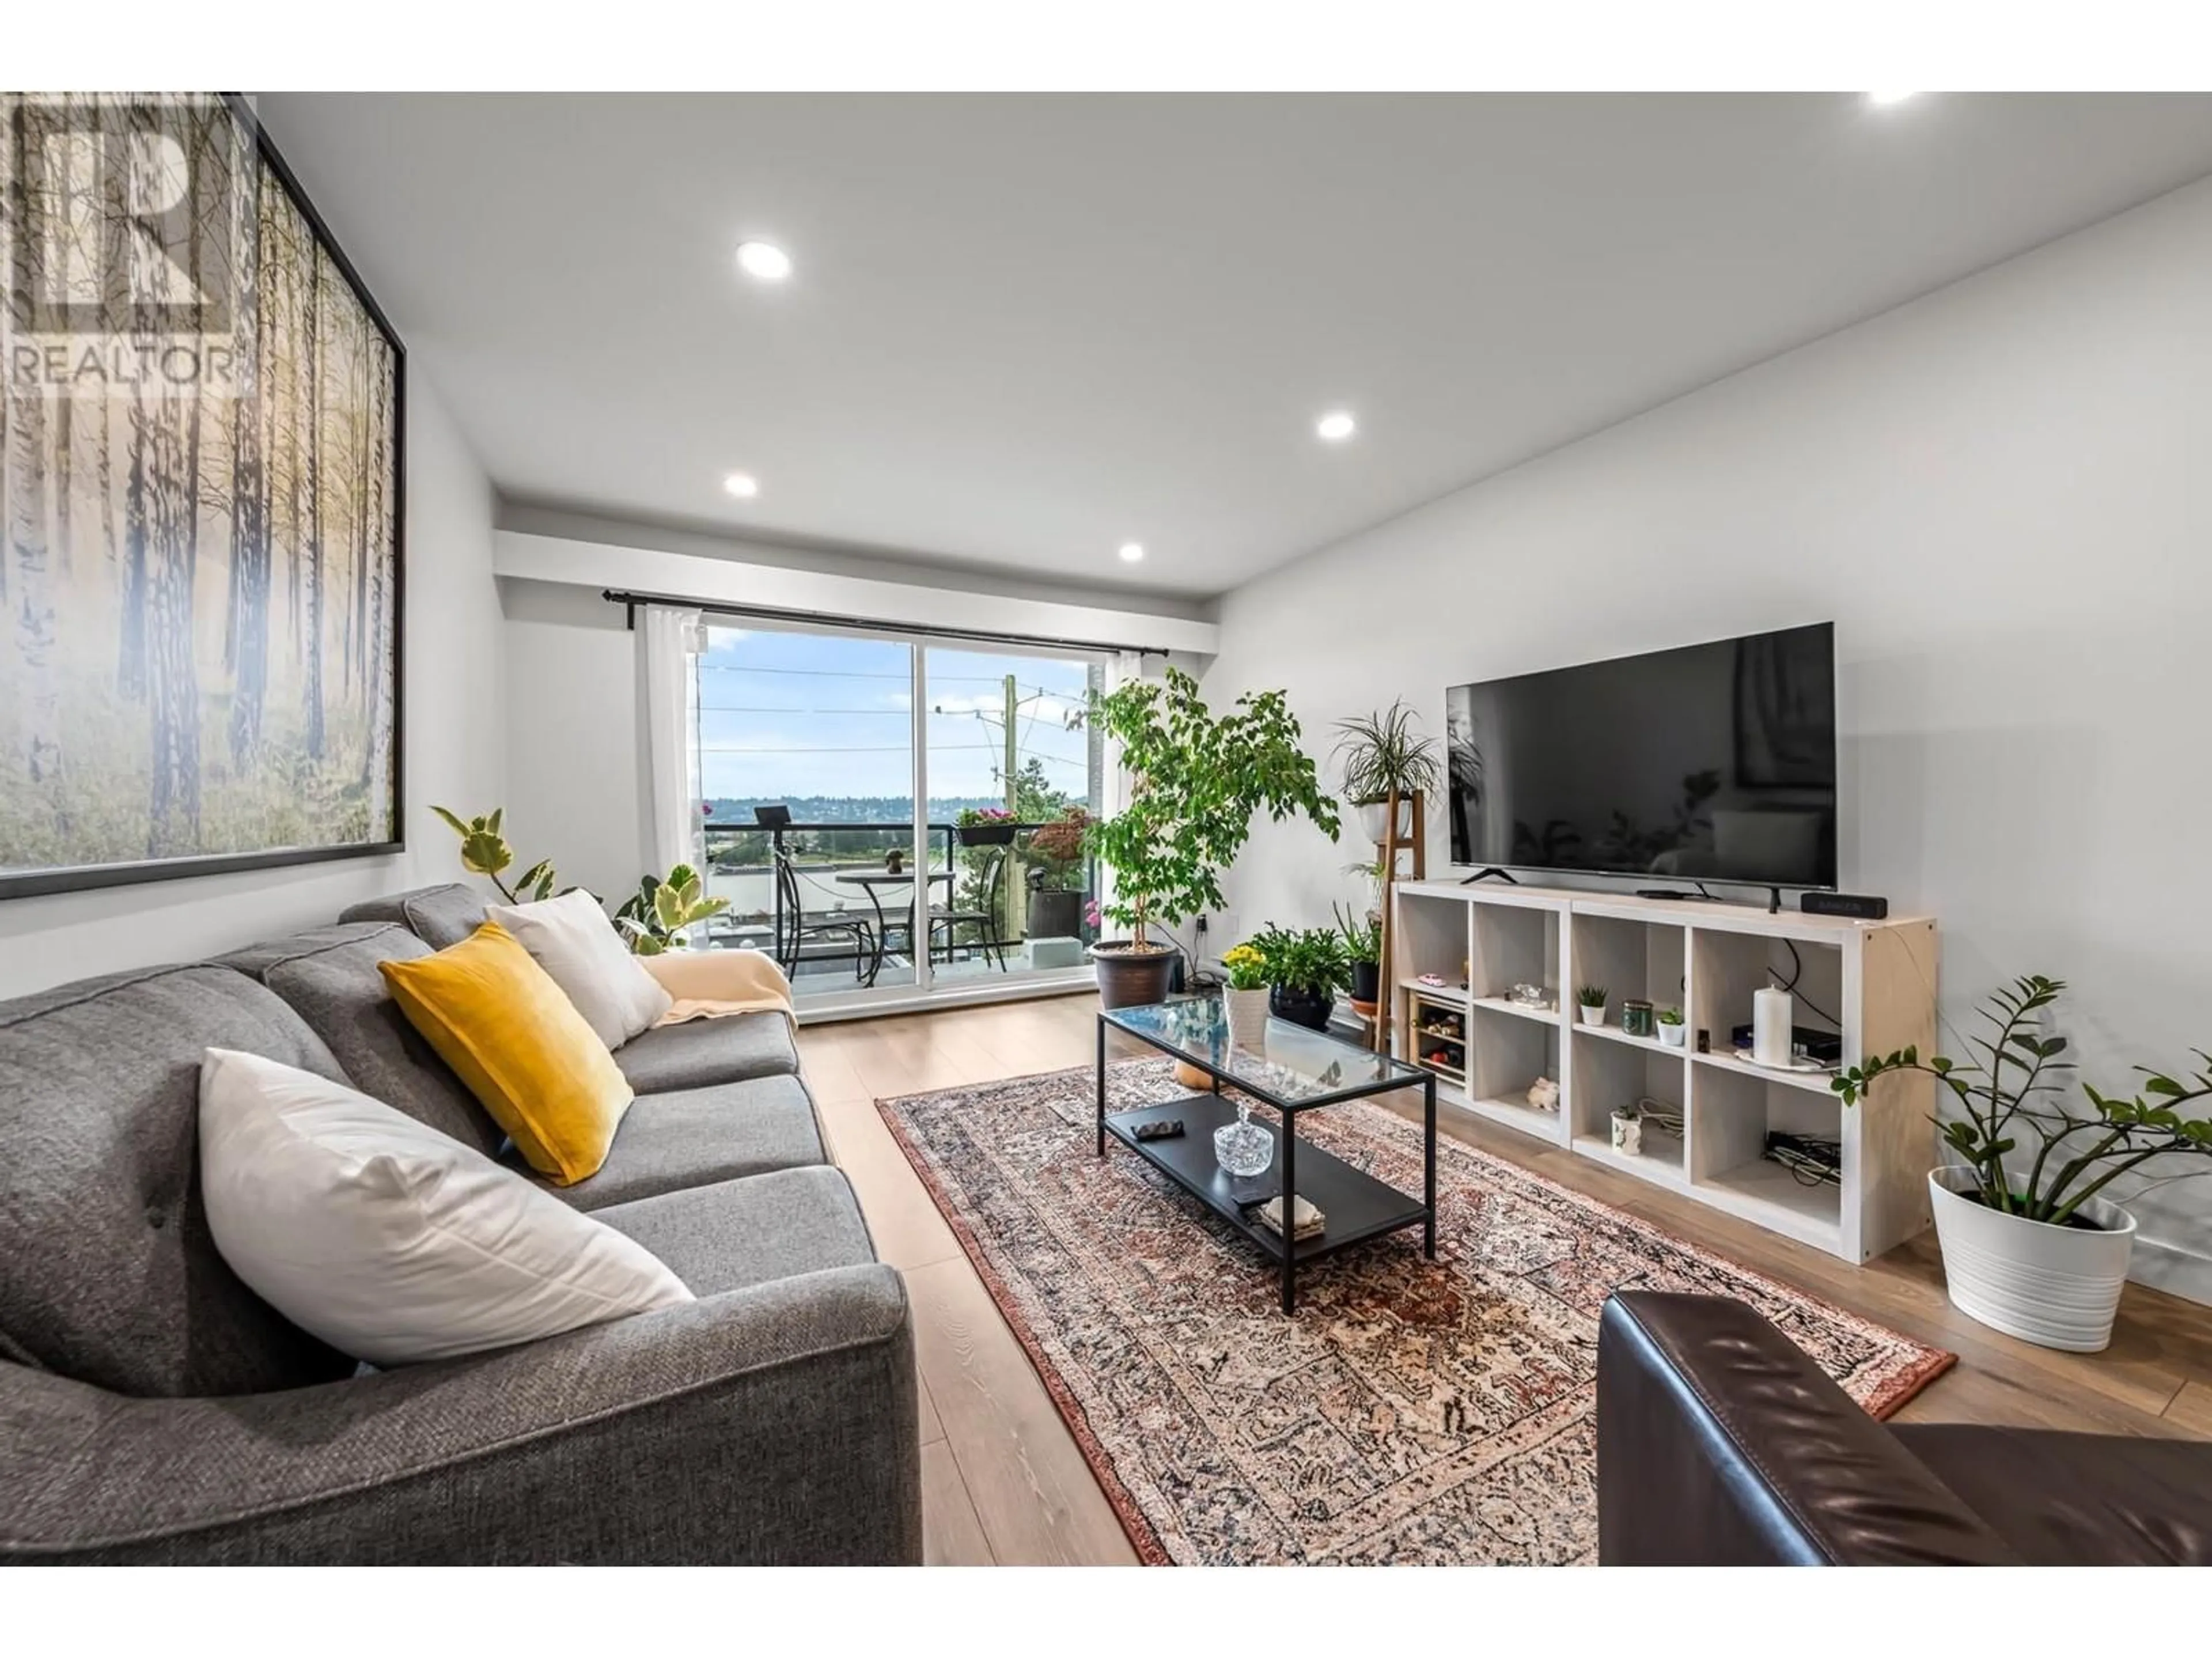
[486,888,672,1049]
[198,1048,692,1367]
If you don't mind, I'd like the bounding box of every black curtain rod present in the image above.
[600,586,1171,657]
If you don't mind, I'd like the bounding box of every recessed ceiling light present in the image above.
[1117,541,1145,563]
[735,241,792,282]
[1316,411,1358,442]
[1865,90,1920,107]
[723,472,760,499]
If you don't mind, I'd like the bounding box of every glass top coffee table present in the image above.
[1097,999,1436,1313]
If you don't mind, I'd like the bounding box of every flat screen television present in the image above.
[1445,622,1837,889]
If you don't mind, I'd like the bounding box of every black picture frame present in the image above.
[0,93,407,900]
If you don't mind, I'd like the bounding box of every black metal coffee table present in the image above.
[1097,999,1436,1313]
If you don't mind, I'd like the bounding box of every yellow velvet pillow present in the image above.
[379,921,634,1185]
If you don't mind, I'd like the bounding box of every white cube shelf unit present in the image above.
[1392,880,1938,1263]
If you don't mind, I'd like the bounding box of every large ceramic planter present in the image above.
[1268,984,1334,1032]
[1928,1166,2137,1353]
[1222,986,1270,1049]
[1354,797,1414,844]
[1089,941,1176,1009]
[1028,888,1083,940]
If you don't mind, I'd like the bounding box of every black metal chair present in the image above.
[773,850,876,982]
[929,843,1011,972]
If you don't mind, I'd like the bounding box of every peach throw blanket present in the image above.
[640,949,796,1028]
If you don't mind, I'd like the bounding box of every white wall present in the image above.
[0,374,502,997]
[499,577,642,906]
[1205,176,2212,1300]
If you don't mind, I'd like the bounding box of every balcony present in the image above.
[698,819,1099,992]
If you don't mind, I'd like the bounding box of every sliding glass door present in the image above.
[922,646,1101,987]
[694,623,919,994]
[693,619,1104,1009]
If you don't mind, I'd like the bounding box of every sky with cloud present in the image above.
[695,624,1096,803]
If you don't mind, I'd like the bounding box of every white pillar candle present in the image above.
[1752,986,1794,1067]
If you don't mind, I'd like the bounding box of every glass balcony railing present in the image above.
[696,819,1099,988]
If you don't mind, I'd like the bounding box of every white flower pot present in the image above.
[1657,1021,1686,1048]
[1927,1166,2137,1353]
[1610,1111,1642,1156]
[1222,986,1271,1050]
[1354,797,1414,844]
[1577,1003,1606,1027]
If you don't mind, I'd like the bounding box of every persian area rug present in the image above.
[878,1058,1955,1566]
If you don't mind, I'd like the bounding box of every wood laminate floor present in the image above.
[797,993,2212,1566]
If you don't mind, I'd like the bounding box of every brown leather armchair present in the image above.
[1596,1290,2212,1565]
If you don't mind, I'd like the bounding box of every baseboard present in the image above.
[2130,1234,2212,1307]
[794,971,1097,1025]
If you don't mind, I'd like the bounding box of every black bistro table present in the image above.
[1097,999,1436,1313]
[832,869,955,986]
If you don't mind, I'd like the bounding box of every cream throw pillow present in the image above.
[486,888,672,1049]
[198,1048,691,1366]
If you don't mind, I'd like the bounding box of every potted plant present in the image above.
[615,864,730,955]
[1577,984,1609,1028]
[1220,942,1270,1049]
[956,805,1019,846]
[431,805,558,903]
[1333,902,1383,1006]
[1834,974,2212,1353]
[1656,1005,1687,1048]
[1249,923,1350,1031]
[1610,1103,1643,1155]
[1083,667,1339,1009]
[1024,806,1090,940]
[1332,699,1441,844]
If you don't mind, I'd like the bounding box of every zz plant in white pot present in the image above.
[1834,974,2212,1353]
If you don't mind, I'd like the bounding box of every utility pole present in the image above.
[1002,673,1018,816]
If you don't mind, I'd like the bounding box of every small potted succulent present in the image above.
[1577,984,1609,1028]
[1250,923,1351,1032]
[1219,942,1271,1050]
[1656,1005,1687,1048]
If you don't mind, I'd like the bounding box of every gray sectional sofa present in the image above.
[0,884,920,1565]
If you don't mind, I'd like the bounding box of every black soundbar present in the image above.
[1800,891,1888,921]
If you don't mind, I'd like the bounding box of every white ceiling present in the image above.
[258,93,2212,599]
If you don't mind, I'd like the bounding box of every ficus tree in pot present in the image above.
[1834,973,2212,1351]
[1082,667,1339,1008]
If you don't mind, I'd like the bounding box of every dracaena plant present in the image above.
[1332,901,1381,965]
[431,806,556,904]
[1082,666,1339,950]
[615,865,731,956]
[1332,699,1441,805]
[1832,974,2212,1228]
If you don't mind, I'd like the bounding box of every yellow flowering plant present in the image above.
[1221,943,1268,991]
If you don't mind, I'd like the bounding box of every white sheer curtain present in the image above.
[638,604,703,879]
[1095,650,1160,933]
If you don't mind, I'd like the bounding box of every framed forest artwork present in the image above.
[1,92,404,897]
